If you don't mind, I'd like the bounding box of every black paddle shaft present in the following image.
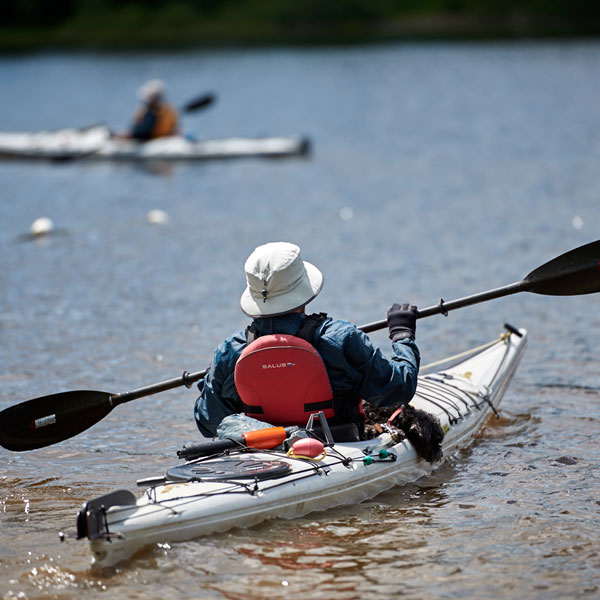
[111,369,207,405]
[360,281,524,333]
[181,93,215,113]
[1,239,598,452]
[0,370,207,452]
[360,239,600,334]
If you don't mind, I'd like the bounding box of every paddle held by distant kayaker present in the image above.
[194,242,421,441]
[128,79,179,140]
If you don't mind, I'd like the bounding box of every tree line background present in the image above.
[2,0,600,50]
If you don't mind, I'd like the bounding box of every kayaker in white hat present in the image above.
[194,241,420,441]
[126,79,179,140]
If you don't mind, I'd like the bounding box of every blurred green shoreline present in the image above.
[2,2,600,53]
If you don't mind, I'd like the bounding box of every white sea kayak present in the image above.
[0,125,310,161]
[75,325,527,567]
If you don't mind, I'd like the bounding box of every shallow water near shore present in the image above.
[1,42,600,599]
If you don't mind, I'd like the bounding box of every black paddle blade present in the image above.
[523,239,600,296]
[0,390,114,451]
[182,93,215,112]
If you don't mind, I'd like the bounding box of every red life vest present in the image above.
[234,333,335,427]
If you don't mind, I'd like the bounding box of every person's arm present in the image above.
[131,106,156,140]
[193,335,245,437]
[193,371,239,438]
[348,328,420,408]
[325,304,419,408]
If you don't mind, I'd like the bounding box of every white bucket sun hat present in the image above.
[137,79,166,104]
[240,242,323,318]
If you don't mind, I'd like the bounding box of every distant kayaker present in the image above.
[127,79,179,140]
[194,242,420,441]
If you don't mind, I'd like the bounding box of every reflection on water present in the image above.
[1,41,600,599]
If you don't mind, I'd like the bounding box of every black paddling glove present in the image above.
[387,303,417,342]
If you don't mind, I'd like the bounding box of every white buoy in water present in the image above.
[30,217,54,236]
[339,206,354,221]
[147,209,169,225]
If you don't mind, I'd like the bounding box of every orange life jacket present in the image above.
[133,102,178,139]
[234,333,335,427]
[149,103,178,138]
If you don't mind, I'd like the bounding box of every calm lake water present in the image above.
[1,41,599,599]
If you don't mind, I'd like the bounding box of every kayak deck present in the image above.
[75,326,527,567]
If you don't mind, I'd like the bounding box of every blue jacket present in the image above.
[194,312,420,437]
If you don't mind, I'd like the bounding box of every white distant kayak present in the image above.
[74,325,527,568]
[0,125,311,161]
